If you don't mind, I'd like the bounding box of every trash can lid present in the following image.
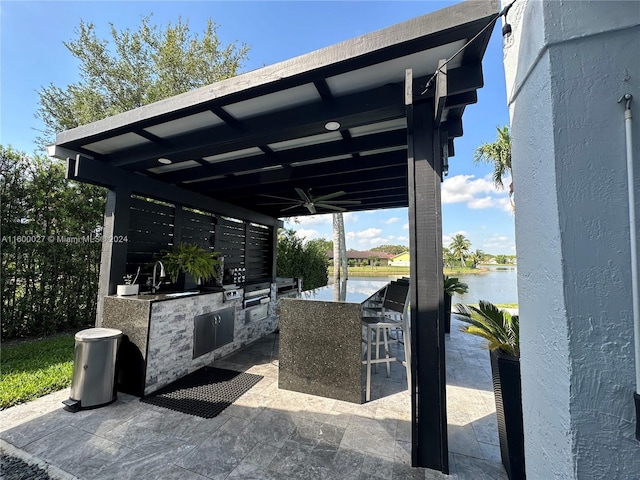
[75,328,123,341]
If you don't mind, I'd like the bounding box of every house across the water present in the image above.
[326,250,394,266]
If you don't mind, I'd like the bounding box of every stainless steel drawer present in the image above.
[245,304,268,323]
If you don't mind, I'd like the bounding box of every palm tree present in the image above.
[449,234,471,268]
[475,125,513,208]
[332,212,348,281]
[442,247,457,269]
[470,249,485,268]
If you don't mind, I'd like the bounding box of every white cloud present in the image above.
[287,214,332,226]
[347,228,383,240]
[441,174,511,211]
[382,217,399,225]
[402,223,408,230]
[468,196,498,209]
[345,227,408,248]
[295,229,322,241]
[481,235,516,253]
[442,230,468,247]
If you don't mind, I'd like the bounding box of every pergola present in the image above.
[50,0,498,472]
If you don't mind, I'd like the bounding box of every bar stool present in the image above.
[361,281,411,401]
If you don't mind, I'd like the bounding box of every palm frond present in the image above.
[455,300,519,357]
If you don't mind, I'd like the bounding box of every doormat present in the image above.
[140,366,263,419]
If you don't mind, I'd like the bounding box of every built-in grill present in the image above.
[244,282,271,308]
[276,277,301,299]
[243,281,271,322]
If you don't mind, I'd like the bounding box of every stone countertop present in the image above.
[109,287,226,303]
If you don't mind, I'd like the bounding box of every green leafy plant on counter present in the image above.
[162,243,221,283]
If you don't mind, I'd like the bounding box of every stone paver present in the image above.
[1,313,507,480]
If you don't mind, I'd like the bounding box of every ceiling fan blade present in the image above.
[281,204,302,212]
[315,203,346,212]
[295,188,313,204]
[259,201,302,206]
[312,191,346,202]
[306,203,317,214]
[260,194,299,202]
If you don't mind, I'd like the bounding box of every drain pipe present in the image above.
[619,94,640,441]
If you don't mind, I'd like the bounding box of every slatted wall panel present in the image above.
[180,208,215,251]
[126,197,175,277]
[246,223,271,282]
[215,217,246,270]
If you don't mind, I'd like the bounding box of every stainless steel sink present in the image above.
[164,291,199,298]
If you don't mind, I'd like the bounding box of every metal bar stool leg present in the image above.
[366,324,373,402]
[382,327,391,377]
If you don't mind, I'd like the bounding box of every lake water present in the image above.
[340,265,518,305]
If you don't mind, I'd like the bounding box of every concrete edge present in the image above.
[0,438,80,480]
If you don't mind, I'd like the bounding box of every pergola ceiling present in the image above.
[52,1,498,220]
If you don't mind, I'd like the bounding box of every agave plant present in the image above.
[455,300,519,357]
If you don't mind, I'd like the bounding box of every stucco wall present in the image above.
[503,0,640,478]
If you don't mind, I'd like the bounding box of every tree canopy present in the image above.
[449,234,471,267]
[474,125,513,208]
[1,147,104,338]
[370,244,408,255]
[277,229,329,290]
[36,15,249,148]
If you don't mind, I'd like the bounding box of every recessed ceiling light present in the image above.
[158,158,172,164]
[324,121,341,131]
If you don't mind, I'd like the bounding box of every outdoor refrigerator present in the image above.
[63,327,122,412]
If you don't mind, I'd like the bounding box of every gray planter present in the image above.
[490,349,525,480]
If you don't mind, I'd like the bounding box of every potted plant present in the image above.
[162,243,221,291]
[444,275,468,333]
[116,267,140,296]
[455,301,525,480]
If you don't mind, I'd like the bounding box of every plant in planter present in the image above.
[455,300,525,480]
[444,275,468,333]
[161,243,221,291]
[117,267,140,296]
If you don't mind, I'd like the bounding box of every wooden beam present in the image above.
[407,69,448,472]
[95,187,131,326]
[434,59,448,126]
[78,67,477,170]
[67,155,280,227]
[54,0,497,148]
[106,83,407,167]
[166,129,407,184]
[198,149,408,193]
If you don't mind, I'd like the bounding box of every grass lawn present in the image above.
[1,334,75,409]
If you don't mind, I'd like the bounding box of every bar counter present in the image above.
[278,280,387,403]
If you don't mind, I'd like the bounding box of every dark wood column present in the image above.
[95,186,131,326]
[406,70,448,472]
[270,225,278,282]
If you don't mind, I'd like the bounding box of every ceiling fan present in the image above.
[259,188,361,214]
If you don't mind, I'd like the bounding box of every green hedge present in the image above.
[1,147,104,339]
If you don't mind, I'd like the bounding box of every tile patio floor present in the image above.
[1,314,508,479]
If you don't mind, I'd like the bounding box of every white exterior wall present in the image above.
[503,1,640,478]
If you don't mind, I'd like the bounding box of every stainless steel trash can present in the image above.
[64,328,122,411]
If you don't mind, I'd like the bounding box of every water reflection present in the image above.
[302,279,388,303]
[334,267,518,306]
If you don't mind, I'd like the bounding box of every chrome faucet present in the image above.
[151,261,165,293]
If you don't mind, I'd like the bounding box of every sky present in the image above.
[1,0,514,255]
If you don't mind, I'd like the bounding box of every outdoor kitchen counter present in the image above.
[278,280,388,404]
[103,290,242,396]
